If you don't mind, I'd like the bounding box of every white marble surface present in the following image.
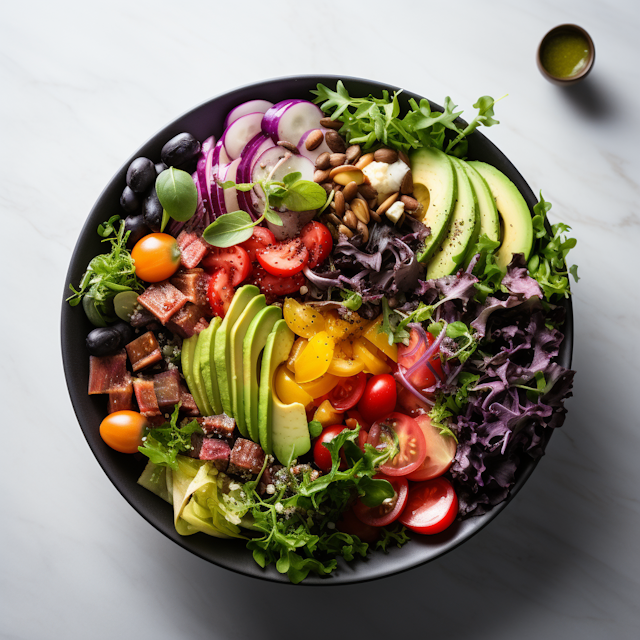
[2,0,640,637]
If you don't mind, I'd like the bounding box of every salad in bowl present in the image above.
[63,77,576,584]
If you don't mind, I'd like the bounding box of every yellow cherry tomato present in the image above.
[313,400,344,428]
[300,373,340,398]
[353,338,392,375]
[286,337,308,373]
[363,316,398,362]
[99,410,147,453]
[294,331,335,383]
[131,233,181,283]
[283,298,325,339]
[323,310,367,341]
[275,364,314,406]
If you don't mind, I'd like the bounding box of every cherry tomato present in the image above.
[240,226,276,262]
[257,238,309,276]
[353,474,409,527]
[248,265,305,297]
[367,412,426,477]
[396,386,431,417]
[346,410,370,432]
[207,268,234,317]
[399,477,458,535]
[131,233,181,282]
[328,372,367,411]
[406,414,457,482]
[336,508,381,543]
[357,374,397,424]
[397,327,443,390]
[300,221,333,269]
[99,410,147,453]
[313,424,346,472]
[201,246,252,286]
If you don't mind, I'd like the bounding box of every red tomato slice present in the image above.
[397,327,443,389]
[367,412,426,477]
[248,265,305,297]
[357,374,398,424]
[328,372,366,411]
[300,221,333,269]
[313,424,346,472]
[396,386,432,417]
[207,268,234,317]
[257,238,309,276]
[399,477,458,535]
[406,414,457,482]
[201,246,252,286]
[353,474,408,527]
[240,226,276,262]
[336,508,381,544]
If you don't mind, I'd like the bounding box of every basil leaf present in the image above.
[160,209,170,233]
[282,180,327,212]
[264,208,284,226]
[358,476,395,507]
[203,211,255,248]
[156,167,198,222]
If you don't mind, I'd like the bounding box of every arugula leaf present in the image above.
[340,288,363,311]
[445,95,502,155]
[428,397,458,440]
[376,524,411,552]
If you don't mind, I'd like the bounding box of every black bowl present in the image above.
[61,75,573,585]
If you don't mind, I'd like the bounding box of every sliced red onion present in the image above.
[220,158,241,213]
[223,99,273,130]
[196,136,216,218]
[395,366,435,407]
[222,112,264,160]
[261,100,323,144]
[405,323,447,379]
[235,133,274,219]
[297,128,331,163]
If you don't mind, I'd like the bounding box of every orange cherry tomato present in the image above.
[131,233,181,282]
[99,410,147,453]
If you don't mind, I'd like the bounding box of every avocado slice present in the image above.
[426,156,479,279]
[459,160,500,245]
[193,331,214,415]
[230,295,267,436]
[409,147,457,262]
[198,317,223,415]
[467,161,533,269]
[271,390,311,465]
[213,285,260,416]
[258,319,295,455]
[181,334,207,415]
[243,305,282,443]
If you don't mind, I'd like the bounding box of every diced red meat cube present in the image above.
[171,269,208,307]
[197,415,236,439]
[177,231,210,269]
[108,382,133,413]
[228,438,266,477]
[88,350,130,395]
[167,303,208,338]
[129,308,156,328]
[133,378,161,417]
[200,438,231,471]
[179,384,200,416]
[177,230,198,251]
[137,281,187,324]
[146,414,167,427]
[125,331,162,372]
[185,432,203,458]
[153,369,180,409]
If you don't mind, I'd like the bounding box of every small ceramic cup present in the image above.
[537,24,595,85]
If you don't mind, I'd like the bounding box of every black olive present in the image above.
[155,161,168,175]
[124,214,151,250]
[161,133,201,167]
[86,327,122,356]
[120,186,140,213]
[143,188,163,232]
[126,157,156,193]
[112,321,135,346]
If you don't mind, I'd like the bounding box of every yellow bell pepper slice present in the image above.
[300,373,339,398]
[327,354,365,377]
[313,400,344,428]
[294,331,335,384]
[275,364,314,406]
[323,310,368,341]
[283,298,325,339]
[286,337,308,373]
[353,338,392,375]
[363,316,398,362]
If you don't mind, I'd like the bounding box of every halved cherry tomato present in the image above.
[358,374,397,424]
[240,226,276,262]
[346,418,370,453]
[248,265,305,297]
[131,233,181,282]
[328,372,367,411]
[396,386,431,417]
[336,508,381,543]
[207,268,234,317]
[257,238,309,276]
[399,477,458,535]
[99,410,147,453]
[201,246,251,286]
[346,410,371,432]
[406,414,457,482]
[313,424,346,472]
[398,327,443,389]
[353,474,409,527]
[300,221,333,269]
[367,412,426,477]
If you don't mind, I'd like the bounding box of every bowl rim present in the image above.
[61,74,574,586]
[536,23,595,84]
